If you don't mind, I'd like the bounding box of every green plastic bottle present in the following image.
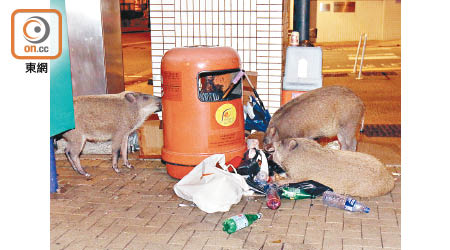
[222,213,262,234]
[280,186,316,200]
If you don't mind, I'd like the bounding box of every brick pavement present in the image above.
[51,159,400,250]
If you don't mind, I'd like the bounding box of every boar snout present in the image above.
[263,142,275,153]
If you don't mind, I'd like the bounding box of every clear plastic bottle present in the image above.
[222,213,262,234]
[264,183,281,210]
[322,191,370,213]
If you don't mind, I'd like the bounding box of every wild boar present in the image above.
[62,91,162,177]
[264,86,365,151]
[272,138,395,197]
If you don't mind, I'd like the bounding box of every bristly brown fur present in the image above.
[264,86,365,152]
[62,91,162,177]
[273,138,395,197]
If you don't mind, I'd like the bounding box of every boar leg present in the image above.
[121,133,134,169]
[337,123,358,151]
[65,139,90,177]
[111,135,122,173]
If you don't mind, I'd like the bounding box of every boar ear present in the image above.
[125,93,137,103]
[288,139,298,151]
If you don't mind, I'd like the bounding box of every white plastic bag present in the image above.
[173,154,250,213]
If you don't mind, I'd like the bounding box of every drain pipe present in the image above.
[294,0,313,47]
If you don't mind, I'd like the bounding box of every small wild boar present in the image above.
[62,91,162,177]
[272,138,395,197]
[264,86,365,151]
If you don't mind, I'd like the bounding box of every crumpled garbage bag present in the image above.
[286,180,333,196]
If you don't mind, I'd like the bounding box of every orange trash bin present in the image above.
[161,46,247,179]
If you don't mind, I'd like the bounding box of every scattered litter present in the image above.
[173,154,250,213]
[322,191,370,213]
[285,180,333,197]
[265,184,281,210]
[222,213,262,234]
[280,186,316,200]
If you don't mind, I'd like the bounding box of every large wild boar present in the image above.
[62,91,162,177]
[273,138,395,197]
[264,86,365,151]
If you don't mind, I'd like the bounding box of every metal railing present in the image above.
[352,33,368,79]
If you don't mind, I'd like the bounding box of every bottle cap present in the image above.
[363,207,370,213]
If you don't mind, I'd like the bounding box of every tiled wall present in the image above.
[149,0,287,114]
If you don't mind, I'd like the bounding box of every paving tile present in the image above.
[143,242,183,250]
[157,221,182,234]
[325,222,344,231]
[63,240,87,250]
[361,225,381,239]
[381,233,401,248]
[167,229,194,245]
[265,233,304,246]
[287,221,307,235]
[304,229,324,245]
[182,236,208,250]
[123,225,160,234]
[97,223,126,241]
[326,213,344,223]
[343,223,362,232]
[123,234,151,250]
[180,221,217,231]
[202,246,224,250]
[307,221,328,230]
[205,237,244,248]
[343,246,363,250]
[243,230,267,249]
[251,224,289,235]
[50,224,71,242]
[228,226,251,241]
[271,214,291,227]
[106,231,137,249]
[322,236,343,250]
[53,159,401,250]
[343,238,363,247]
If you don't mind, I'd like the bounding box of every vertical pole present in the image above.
[50,137,58,193]
[353,33,363,73]
[356,34,368,80]
[293,0,312,46]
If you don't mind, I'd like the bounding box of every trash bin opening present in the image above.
[197,68,242,102]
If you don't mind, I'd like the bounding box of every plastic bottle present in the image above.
[280,186,316,200]
[264,184,281,210]
[222,213,263,234]
[322,191,370,213]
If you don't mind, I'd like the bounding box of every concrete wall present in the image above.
[383,0,401,40]
[312,0,400,42]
